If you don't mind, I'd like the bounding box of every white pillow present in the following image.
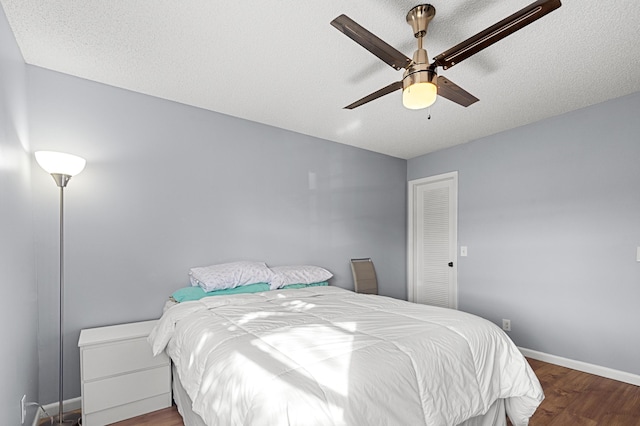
[269,265,333,290]
[189,261,275,292]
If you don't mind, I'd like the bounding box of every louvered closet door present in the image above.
[408,172,458,309]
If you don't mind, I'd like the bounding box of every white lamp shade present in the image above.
[402,82,437,110]
[35,151,86,176]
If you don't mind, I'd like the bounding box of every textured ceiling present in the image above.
[2,1,639,159]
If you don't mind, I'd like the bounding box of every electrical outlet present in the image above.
[502,319,511,332]
[20,395,26,424]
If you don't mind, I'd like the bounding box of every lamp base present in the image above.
[41,411,82,426]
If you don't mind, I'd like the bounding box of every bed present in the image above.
[149,286,543,426]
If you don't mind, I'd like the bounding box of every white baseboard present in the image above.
[519,347,640,386]
[33,397,82,426]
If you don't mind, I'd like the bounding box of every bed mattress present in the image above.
[172,363,508,426]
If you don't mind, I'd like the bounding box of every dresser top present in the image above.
[78,320,159,347]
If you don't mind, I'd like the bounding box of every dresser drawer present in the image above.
[83,366,171,414]
[82,337,169,381]
[83,393,171,426]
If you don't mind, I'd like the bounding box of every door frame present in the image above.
[407,171,458,307]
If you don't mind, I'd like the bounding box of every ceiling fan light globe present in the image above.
[403,82,437,110]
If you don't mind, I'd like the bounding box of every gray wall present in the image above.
[27,66,407,403]
[0,5,39,425]
[408,92,640,376]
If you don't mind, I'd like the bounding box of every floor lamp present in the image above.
[35,151,86,426]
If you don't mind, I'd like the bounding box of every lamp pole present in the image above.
[55,175,69,426]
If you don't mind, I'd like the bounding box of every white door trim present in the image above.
[407,171,458,307]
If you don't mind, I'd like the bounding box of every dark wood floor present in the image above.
[112,358,640,426]
[526,358,640,426]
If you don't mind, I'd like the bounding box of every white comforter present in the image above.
[149,286,543,426]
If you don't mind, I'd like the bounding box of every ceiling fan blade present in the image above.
[331,15,412,71]
[437,76,479,107]
[432,0,561,70]
[344,81,403,109]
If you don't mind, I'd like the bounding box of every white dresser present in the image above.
[78,320,171,426]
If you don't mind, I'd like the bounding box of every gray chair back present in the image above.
[350,258,378,295]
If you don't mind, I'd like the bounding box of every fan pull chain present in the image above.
[427,107,431,120]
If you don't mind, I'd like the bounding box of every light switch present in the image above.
[637,247,640,262]
[460,246,468,257]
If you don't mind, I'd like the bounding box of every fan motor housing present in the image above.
[403,60,437,90]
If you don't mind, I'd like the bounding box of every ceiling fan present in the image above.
[331,0,561,110]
